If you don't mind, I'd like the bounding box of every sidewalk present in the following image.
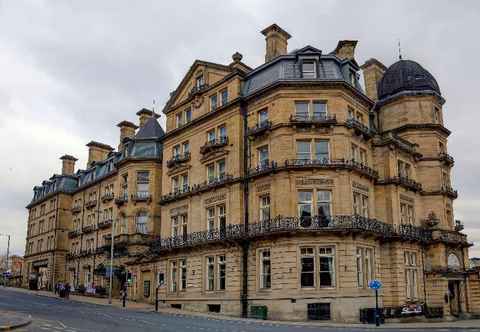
[0,310,31,331]
[5,287,480,329]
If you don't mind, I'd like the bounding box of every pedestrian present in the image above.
[54,282,58,295]
[59,282,65,298]
[65,282,70,300]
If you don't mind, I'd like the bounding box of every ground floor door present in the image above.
[448,280,461,316]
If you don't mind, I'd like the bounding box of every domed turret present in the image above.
[377,60,440,100]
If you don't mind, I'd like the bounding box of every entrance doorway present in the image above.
[448,280,461,316]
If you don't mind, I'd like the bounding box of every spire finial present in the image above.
[398,39,403,60]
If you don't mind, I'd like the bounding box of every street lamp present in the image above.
[108,219,116,304]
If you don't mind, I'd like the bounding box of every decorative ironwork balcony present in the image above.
[189,83,209,97]
[82,224,95,233]
[85,199,97,209]
[289,114,337,126]
[101,192,114,203]
[98,219,113,229]
[115,192,128,205]
[149,215,432,254]
[132,191,151,203]
[103,233,154,255]
[68,229,81,239]
[439,152,454,166]
[71,205,82,214]
[454,219,464,232]
[346,118,374,138]
[285,159,379,179]
[442,185,458,199]
[166,152,191,168]
[431,229,469,246]
[376,176,422,192]
[159,174,236,205]
[247,120,272,137]
[200,137,229,154]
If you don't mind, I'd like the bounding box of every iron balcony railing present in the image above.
[441,185,458,199]
[439,152,454,166]
[376,176,422,192]
[200,136,229,154]
[289,114,337,126]
[150,215,432,254]
[98,219,113,229]
[71,205,82,214]
[189,83,209,97]
[101,192,114,202]
[68,229,81,239]
[166,152,191,168]
[85,199,97,209]
[346,118,374,138]
[132,191,151,202]
[82,224,95,233]
[159,174,236,204]
[247,120,272,137]
[115,192,128,205]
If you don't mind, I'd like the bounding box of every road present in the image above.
[0,288,476,332]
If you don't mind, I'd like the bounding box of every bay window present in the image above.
[218,255,226,290]
[405,251,418,299]
[356,247,374,288]
[258,145,269,167]
[298,191,313,222]
[180,259,187,291]
[353,192,369,218]
[259,195,271,222]
[206,256,215,291]
[170,261,177,292]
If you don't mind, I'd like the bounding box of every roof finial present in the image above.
[152,98,156,112]
[398,39,403,60]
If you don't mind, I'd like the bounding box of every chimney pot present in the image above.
[261,23,291,63]
[361,58,387,101]
[85,141,113,168]
[136,108,159,127]
[116,120,138,151]
[334,40,358,61]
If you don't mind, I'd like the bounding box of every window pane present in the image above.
[315,141,329,161]
[313,101,326,117]
[297,141,311,160]
[295,101,309,119]
[301,256,315,287]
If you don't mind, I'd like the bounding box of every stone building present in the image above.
[23,24,480,322]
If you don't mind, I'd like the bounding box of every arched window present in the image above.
[136,211,148,234]
[448,253,461,270]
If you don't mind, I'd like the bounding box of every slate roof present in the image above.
[135,117,165,140]
[378,59,441,100]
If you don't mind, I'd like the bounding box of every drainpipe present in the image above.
[421,244,428,308]
[241,99,250,318]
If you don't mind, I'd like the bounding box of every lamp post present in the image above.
[108,219,116,304]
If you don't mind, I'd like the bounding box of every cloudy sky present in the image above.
[1,0,479,258]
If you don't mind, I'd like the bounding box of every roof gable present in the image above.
[163,60,232,113]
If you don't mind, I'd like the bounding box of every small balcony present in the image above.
[98,219,113,229]
[115,192,128,205]
[101,192,114,203]
[68,229,81,239]
[247,120,272,137]
[132,191,151,203]
[289,114,337,127]
[376,176,422,192]
[71,205,82,214]
[439,152,454,166]
[82,224,95,233]
[441,185,458,199]
[346,118,374,138]
[85,199,97,209]
[166,152,191,168]
[189,83,209,97]
[200,137,228,154]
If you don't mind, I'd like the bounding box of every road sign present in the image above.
[368,279,382,290]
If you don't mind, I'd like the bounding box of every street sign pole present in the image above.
[375,289,379,327]
[108,219,115,305]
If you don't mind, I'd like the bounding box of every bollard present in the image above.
[155,286,159,312]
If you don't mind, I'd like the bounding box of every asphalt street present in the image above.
[0,288,477,332]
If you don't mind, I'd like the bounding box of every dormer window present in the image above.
[349,70,357,86]
[302,61,316,78]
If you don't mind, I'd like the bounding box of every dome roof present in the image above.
[377,59,440,100]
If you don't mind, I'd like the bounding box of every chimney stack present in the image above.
[360,58,387,101]
[86,141,113,168]
[116,120,138,151]
[137,108,159,127]
[261,24,291,63]
[60,154,77,176]
[333,40,358,61]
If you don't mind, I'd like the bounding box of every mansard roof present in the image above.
[135,117,165,140]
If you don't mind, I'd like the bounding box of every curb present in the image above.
[0,315,32,331]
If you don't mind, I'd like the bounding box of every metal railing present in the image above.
[150,215,432,254]
[290,114,337,125]
[166,152,191,168]
[247,120,272,136]
[377,176,422,192]
[200,137,229,154]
